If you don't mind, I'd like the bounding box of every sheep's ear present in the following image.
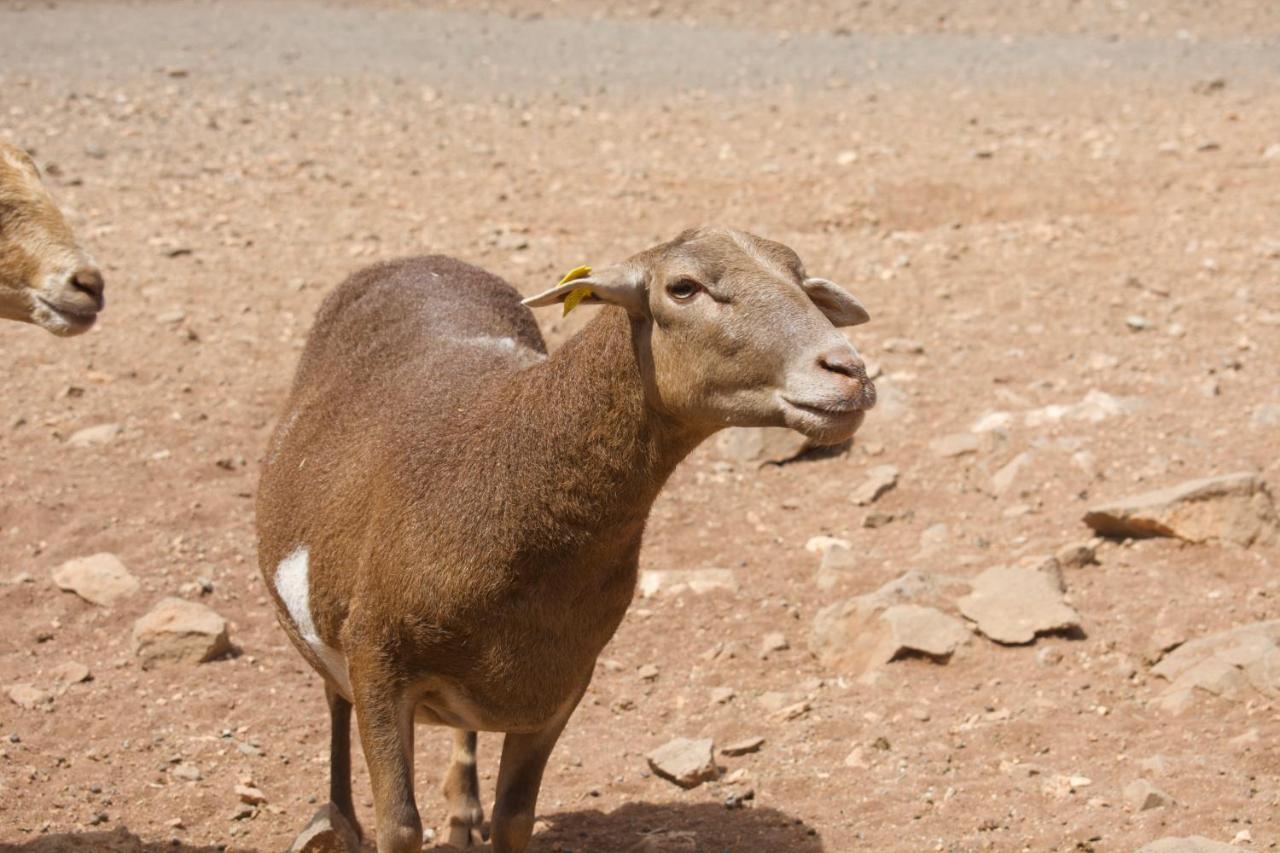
[523,264,648,318]
[802,277,870,327]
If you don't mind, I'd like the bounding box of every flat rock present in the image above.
[8,683,53,710]
[48,661,91,689]
[638,569,738,598]
[67,422,122,447]
[647,738,719,789]
[713,427,811,466]
[989,451,1033,497]
[852,464,899,506]
[811,571,971,676]
[815,542,857,591]
[1150,619,1280,713]
[1123,778,1173,811]
[289,804,361,853]
[1136,837,1237,853]
[929,433,980,458]
[720,736,765,756]
[1084,472,1276,547]
[957,565,1080,645]
[51,553,139,606]
[133,597,233,669]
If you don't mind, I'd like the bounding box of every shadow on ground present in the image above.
[1,800,823,852]
[526,800,825,852]
[0,827,233,853]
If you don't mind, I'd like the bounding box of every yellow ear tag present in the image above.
[558,265,593,317]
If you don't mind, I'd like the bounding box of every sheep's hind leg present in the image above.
[288,684,362,852]
[442,729,486,846]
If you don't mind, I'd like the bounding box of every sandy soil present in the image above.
[1,2,1278,851]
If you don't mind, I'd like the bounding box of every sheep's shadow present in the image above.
[1,800,825,853]
[0,826,233,853]
[507,800,825,852]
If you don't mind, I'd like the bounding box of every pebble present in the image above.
[172,763,201,782]
[720,736,765,757]
[759,632,789,657]
[957,565,1081,645]
[1126,315,1150,331]
[133,597,233,669]
[67,423,122,448]
[637,664,660,681]
[7,684,53,711]
[1124,779,1173,811]
[709,687,735,706]
[852,465,899,506]
[929,433,980,458]
[882,337,924,354]
[646,738,719,789]
[236,784,267,805]
[51,553,140,607]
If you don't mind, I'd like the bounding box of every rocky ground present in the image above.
[1,2,1278,851]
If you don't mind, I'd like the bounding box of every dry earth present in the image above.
[1,2,1279,851]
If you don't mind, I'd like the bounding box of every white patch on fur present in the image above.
[275,546,353,699]
[453,334,546,365]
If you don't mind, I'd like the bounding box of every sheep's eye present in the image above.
[667,278,701,301]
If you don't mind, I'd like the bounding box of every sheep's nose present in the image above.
[817,347,865,379]
[70,267,105,309]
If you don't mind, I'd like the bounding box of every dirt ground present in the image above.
[1,2,1279,851]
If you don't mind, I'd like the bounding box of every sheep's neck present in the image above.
[497,308,707,556]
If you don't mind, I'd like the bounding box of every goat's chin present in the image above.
[31,298,97,337]
[780,405,866,445]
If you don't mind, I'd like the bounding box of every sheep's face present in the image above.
[527,227,875,444]
[0,142,104,336]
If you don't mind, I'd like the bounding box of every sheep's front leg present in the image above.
[442,729,485,847]
[490,690,584,853]
[351,659,422,853]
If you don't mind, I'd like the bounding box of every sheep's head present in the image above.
[0,141,104,336]
[525,226,875,444]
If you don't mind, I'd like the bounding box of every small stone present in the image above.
[638,569,738,598]
[957,565,1081,645]
[236,784,267,805]
[1151,620,1280,712]
[1124,779,1173,811]
[1126,315,1151,331]
[759,632,789,656]
[646,738,719,789]
[132,597,233,669]
[289,804,361,852]
[52,553,140,607]
[67,423,122,448]
[1137,838,1237,853]
[990,451,1033,497]
[882,337,924,354]
[852,465,899,506]
[908,706,930,722]
[1055,541,1098,569]
[929,433,980,458]
[172,763,201,782]
[1035,647,1064,667]
[1232,830,1252,846]
[709,687,735,706]
[7,684,53,710]
[863,511,895,529]
[48,662,91,688]
[720,737,765,757]
[637,664,660,682]
[771,700,811,722]
[714,427,811,466]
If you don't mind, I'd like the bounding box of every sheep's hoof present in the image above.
[445,822,487,848]
[289,804,361,853]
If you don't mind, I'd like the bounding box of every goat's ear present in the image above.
[523,264,648,318]
[802,277,870,327]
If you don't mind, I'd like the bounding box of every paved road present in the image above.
[3,1,1278,95]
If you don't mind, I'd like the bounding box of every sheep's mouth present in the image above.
[35,296,99,333]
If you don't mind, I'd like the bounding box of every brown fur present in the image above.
[0,139,103,336]
[257,229,874,852]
